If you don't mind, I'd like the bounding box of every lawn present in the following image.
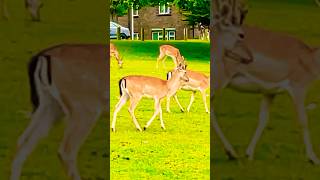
[0,0,108,179]
[213,0,320,179]
[110,40,210,179]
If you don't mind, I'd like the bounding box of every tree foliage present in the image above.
[174,0,210,26]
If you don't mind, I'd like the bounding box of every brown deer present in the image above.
[111,63,189,132]
[166,70,210,113]
[156,45,185,69]
[11,44,108,180]
[110,43,123,68]
[212,0,320,164]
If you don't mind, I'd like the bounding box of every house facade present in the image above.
[116,4,202,40]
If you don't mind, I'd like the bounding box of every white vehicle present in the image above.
[110,21,131,39]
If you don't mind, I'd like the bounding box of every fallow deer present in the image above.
[111,63,189,132]
[11,44,108,180]
[110,43,123,68]
[166,70,210,113]
[212,0,320,164]
[156,45,185,69]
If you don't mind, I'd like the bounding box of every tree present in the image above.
[110,0,129,22]
[174,0,210,26]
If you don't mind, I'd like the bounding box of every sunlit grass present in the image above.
[110,41,210,179]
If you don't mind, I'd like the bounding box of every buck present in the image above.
[212,0,320,164]
[166,70,210,113]
[11,44,108,180]
[156,45,185,69]
[111,63,189,132]
[110,43,123,68]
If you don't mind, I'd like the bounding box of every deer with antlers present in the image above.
[166,70,210,113]
[11,44,108,180]
[156,45,185,69]
[212,0,320,164]
[111,63,189,132]
[110,43,123,68]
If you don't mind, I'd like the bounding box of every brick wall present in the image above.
[116,6,201,40]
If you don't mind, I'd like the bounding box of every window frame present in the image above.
[158,3,170,15]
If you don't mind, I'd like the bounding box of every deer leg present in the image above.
[159,102,165,130]
[111,93,129,132]
[174,94,185,112]
[187,91,196,112]
[128,97,142,131]
[201,90,209,113]
[246,94,273,160]
[11,103,61,180]
[166,96,171,113]
[144,99,160,130]
[58,108,100,180]
[212,106,238,159]
[289,87,320,164]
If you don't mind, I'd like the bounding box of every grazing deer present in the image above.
[111,63,189,132]
[166,70,210,113]
[156,45,185,69]
[212,1,320,164]
[11,44,108,180]
[110,43,123,68]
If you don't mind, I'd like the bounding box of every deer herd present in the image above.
[9,0,320,179]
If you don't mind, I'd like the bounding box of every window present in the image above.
[151,28,176,40]
[159,4,170,15]
[133,9,139,17]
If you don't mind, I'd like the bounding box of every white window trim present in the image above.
[152,30,175,40]
[159,4,170,15]
[133,9,139,17]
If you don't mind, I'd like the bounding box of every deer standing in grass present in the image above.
[212,0,320,164]
[110,43,123,68]
[11,44,108,180]
[156,45,185,69]
[111,63,189,132]
[166,70,210,113]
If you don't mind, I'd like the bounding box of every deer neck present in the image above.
[166,73,182,96]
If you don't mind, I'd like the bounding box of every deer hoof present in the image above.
[225,149,238,160]
[111,128,116,132]
[143,127,147,131]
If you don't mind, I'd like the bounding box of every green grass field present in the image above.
[110,41,210,179]
[0,0,108,179]
[213,0,320,179]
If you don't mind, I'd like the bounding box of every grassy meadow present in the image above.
[213,0,320,179]
[0,0,108,179]
[110,41,210,179]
